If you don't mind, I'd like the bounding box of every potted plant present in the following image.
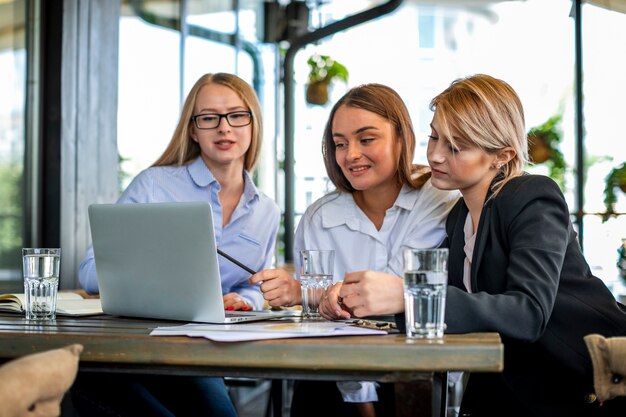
[602,162,626,222]
[305,54,349,106]
[527,114,566,190]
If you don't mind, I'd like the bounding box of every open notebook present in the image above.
[88,201,297,323]
[0,292,103,316]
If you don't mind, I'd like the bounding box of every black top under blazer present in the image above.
[407,174,626,416]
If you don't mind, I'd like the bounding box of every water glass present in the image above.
[403,248,448,338]
[22,248,61,320]
[299,249,334,319]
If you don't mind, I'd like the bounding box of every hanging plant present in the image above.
[527,114,566,190]
[305,54,349,106]
[602,162,626,222]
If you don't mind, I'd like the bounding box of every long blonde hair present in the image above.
[322,83,430,193]
[153,73,263,171]
[429,74,528,196]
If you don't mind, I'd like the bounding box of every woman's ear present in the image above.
[190,126,199,143]
[495,147,516,167]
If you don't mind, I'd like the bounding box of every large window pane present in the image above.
[0,0,26,284]
[582,3,626,286]
[118,0,181,188]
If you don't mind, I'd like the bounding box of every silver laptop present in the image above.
[88,201,297,323]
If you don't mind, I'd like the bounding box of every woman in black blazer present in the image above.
[425,74,626,416]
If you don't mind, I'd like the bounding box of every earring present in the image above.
[498,163,504,169]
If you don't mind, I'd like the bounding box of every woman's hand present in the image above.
[319,282,352,320]
[339,271,404,317]
[223,292,254,311]
[249,269,301,307]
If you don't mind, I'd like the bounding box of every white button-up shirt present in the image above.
[292,179,459,402]
[293,180,459,282]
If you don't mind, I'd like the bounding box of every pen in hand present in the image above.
[217,248,257,275]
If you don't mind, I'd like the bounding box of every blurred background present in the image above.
[1,0,625,299]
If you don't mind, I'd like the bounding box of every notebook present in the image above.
[88,201,297,323]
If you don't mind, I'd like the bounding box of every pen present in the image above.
[217,248,257,275]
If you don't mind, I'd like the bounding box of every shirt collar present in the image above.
[187,156,259,205]
[187,156,216,187]
[394,184,419,211]
[241,170,260,206]
[321,184,416,230]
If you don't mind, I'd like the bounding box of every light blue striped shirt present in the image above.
[79,157,280,310]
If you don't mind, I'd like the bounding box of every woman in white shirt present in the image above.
[250,83,458,417]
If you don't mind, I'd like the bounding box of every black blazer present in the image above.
[404,174,626,416]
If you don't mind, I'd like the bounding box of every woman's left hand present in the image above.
[223,292,254,311]
[339,271,404,317]
[319,283,352,320]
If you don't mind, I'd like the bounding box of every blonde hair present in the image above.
[430,74,528,196]
[153,73,263,171]
[322,83,430,193]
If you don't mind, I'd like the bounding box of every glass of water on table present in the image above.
[22,248,61,320]
[402,248,448,338]
[298,249,334,320]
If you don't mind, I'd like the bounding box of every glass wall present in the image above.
[0,0,26,284]
[117,0,180,186]
[287,0,625,288]
[289,0,576,218]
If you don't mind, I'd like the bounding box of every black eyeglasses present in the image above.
[191,111,252,130]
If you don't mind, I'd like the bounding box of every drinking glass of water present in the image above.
[298,249,334,319]
[22,248,61,320]
[402,248,448,338]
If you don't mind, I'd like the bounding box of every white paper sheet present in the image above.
[150,321,387,342]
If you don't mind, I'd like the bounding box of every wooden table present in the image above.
[0,314,503,417]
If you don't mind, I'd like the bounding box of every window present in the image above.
[418,9,435,49]
[0,0,26,287]
[289,0,625,287]
[581,2,626,293]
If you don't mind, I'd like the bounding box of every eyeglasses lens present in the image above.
[194,112,251,129]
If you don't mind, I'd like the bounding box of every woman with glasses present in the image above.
[79,72,279,311]
[74,73,279,417]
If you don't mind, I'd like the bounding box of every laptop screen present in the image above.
[89,201,227,322]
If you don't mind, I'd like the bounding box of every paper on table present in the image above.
[150,321,387,342]
[56,299,103,316]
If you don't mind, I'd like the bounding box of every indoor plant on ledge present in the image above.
[305,54,349,106]
[527,114,566,191]
[602,162,626,222]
